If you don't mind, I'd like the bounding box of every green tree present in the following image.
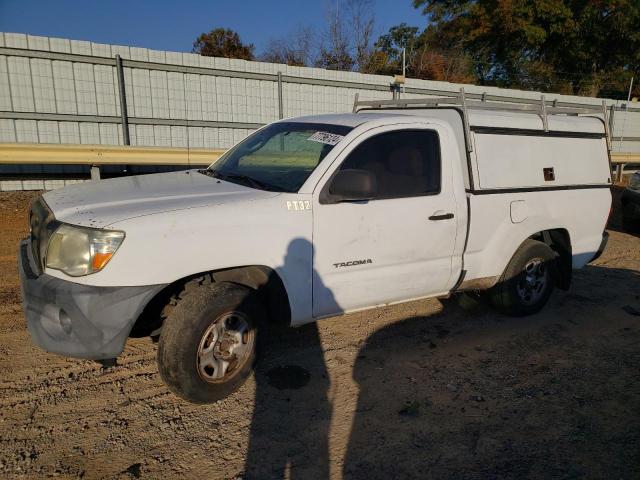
[375,23,419,68]
[413,0,640,97]
[193,28,255,60]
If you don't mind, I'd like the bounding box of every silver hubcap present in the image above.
[516,258,548,305]
[196,312,253,383]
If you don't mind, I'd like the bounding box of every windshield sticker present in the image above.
[307,131,344,146]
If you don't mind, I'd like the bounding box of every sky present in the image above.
[0,0,426,54]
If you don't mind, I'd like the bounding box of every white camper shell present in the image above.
[19,92,612,403]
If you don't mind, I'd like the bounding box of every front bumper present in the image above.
[18,239,165,360]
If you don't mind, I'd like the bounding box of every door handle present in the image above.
[429,213,454,221]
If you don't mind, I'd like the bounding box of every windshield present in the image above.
[205,122,353,192]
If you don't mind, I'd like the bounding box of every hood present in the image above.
[43,170,280,228]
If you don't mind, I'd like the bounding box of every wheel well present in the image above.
[129,266,292,338]
[529,228,572,290]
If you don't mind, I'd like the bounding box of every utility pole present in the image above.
[402,48,406,95]
[402,48,406,77]
[618,77,634,154]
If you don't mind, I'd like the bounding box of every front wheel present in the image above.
[490,239,556,317]
[157,280,264,404]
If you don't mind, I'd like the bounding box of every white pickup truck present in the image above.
[19,95,612,403]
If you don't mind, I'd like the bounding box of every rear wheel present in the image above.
[157,280,264,404]
[490,239,556,317]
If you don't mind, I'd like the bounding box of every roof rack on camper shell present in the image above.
[353,87,640,153]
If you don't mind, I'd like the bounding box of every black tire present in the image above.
[157,279,265,404]
[490,239,556,317]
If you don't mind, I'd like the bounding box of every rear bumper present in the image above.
[18,239,165,360]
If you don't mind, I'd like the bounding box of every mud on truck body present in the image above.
[20,93,612,403]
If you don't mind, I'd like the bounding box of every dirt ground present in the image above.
[0,188,639,480]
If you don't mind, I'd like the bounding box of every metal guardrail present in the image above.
[0,143,223,180]
[612,153,640,163]
[612,152,640,181]
[0,143,636,182]
[0,143,222,165]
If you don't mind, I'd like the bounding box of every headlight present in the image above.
[45,224,125,276]
[629,173,640,191]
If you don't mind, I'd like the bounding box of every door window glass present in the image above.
[335,130,441,199]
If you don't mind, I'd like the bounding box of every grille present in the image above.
[28,197,57,274]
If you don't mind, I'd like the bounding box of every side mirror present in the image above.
[324,169,378,204]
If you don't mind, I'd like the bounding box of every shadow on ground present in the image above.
[244,265,640,479]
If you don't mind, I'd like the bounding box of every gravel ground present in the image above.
[0,188,639,480]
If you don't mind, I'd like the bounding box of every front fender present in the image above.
[44,194,315,325]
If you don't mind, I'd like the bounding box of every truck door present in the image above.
[312,125,459,318]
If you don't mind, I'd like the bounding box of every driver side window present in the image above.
[335,129,441,199]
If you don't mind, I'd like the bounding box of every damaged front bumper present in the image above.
[18,239,165,360]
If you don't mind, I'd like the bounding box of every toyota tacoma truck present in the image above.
[19,94,612,403]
